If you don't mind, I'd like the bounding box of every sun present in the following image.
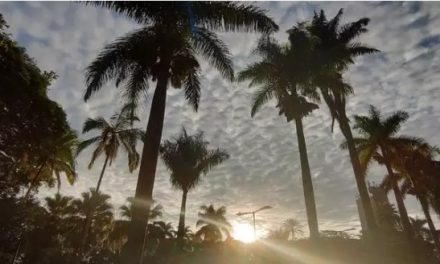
[232,223,256,243]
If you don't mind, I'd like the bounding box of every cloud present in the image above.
[2,2,440,235]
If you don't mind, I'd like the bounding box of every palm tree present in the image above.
[378,142,440,252]
[75,106,144,260]
[283,218,304,240]
[267,228,289,241]
[72,189,114,260]
[307,9,379,231]
[83,3,277,260]
[237,27,338,239]
[410,217,430,241]
[348,105,421,247]
[195,204,231,242]
[24,130,77,199]
[160,128,229,247]
[120,199,163,221]
[77,105,144,192]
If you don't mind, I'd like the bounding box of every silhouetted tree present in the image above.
[83,3,277,261]
[308,9,379,231]
[348,105,422,248]
[160,128,229,248]
[196,205,231,242]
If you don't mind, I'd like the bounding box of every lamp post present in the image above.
[237,205,272,239]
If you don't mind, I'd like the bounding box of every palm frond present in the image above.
[191,27,233,80]
[198,149,229,175]
[84,28,156,101]
[383,110,409,137]
[82,117,110,134]
[194,2,278,33]
[250,85,274,117]
[76,136,102,157]
[183,67,201,111]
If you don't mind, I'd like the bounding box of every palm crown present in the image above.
[160,128,229,192]
[196,204,231,242]
[77,105,144,173]
[85,2,278,112]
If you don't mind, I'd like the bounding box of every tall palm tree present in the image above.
[237,27,339,239]
[348,105,421,247]
[24,130,77,198]
[307,9,379,231]
[76,105,144,192]
[195,204,231,242]
[160,128,229,247]
[83,3,277,260]
[283,218,304,240]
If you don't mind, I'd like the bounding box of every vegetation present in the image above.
[160,128,229,248]
[2,3,440,264]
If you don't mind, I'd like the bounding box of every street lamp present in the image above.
[236,205,272,239]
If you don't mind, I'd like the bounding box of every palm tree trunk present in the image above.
[123,60,170,264]
[177,190,188,249]
[95,154,109,192]
[76,155,110,263]
[12,161,47,264]
[339,119,378,232]
[420,196,440,253]
[379,146,416,250]
[24,161,46,199]
[294,116,319,239]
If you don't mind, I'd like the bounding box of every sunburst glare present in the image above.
[233,223,256,243]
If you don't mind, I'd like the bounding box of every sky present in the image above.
[2,1,440,238]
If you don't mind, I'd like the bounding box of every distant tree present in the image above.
[77,105,144,192]
[283,218,304,240]
[196,205,231,242]
[410,217,430,241]
[375,202,401,231]
[266,228,289,241]
[160,128,229,247]
[71,189,114,261]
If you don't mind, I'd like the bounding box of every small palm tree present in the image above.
[348,105,421,246]
[195,204,231,242]
[83,3,277,259]
[410,217,430,241]
[77,105,144,192]
[308,9,379,230]
[160,128,229,247]
[24,130,77,198]
[267,228,289,241]
[72,189,114,259]
[120,199,163,221]
[283,218,304,240]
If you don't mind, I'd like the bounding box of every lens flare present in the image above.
[233,223,256,243]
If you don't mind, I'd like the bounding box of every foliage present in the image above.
[196,204,232,242]
[0,13,72,197]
